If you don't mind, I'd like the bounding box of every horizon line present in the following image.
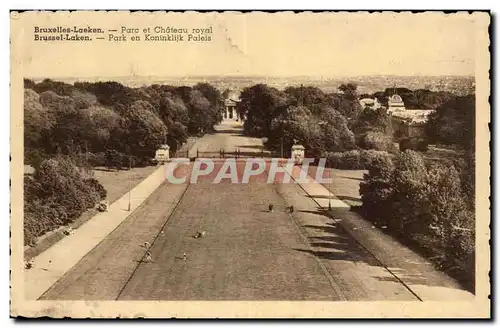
[25,74,475,80]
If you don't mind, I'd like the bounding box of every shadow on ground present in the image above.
[298,209,331,218]
[336,176,364,182]
[294,208,471,291]
[305,195,335,199]
[234,145,265,150]
[213,129,243,135]
[336,195,362,203]
[295,221,381,266]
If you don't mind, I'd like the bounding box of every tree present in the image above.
[338,83,359,99]
[79,105,123,151]
[39,90,77,115]
[74,81,140,113]
[24,89,55,146]
[187,89,215,135]
[318,107,357,152]
[123,100,168,159]
[24,157,106,245]
[284,86,326,108]
[24,89,56,166]
[269,105,318,155]
[194,83,222,109]
[426,95,475,148]
[389,151,430,234]
[157,96,189,151]
[268,105,355,157]
[334,83,363,123]
[360,131,396,152]
[354,107,393,136]
[24,78,36,90]
[33,79,74,96]
[239,84,287,137]
[72,89,98,110]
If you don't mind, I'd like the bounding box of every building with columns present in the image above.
[386,94,435,138]
[223,90,242,121]
[224,98,240,120]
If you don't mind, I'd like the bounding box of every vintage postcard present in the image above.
[10,11,490,318]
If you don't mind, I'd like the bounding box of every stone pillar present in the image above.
[291,145,305,164]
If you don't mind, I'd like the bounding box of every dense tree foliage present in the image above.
[24,157,106,245]
[353,107,393,136]
[239,84,287,138]
[123,100,168,158]
[239,83,362,156]
[426,95,475,148]
[371,87,454,110]
[359,150,474,289]
[24,79,223,168]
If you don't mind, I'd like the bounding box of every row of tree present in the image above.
[24,79,224,169]
[239,83,397,157]
[237,83,475,157]
[363,87,456,110]
[359,150,475,290]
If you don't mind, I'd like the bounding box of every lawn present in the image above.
[306,166,366,207]
[91,166,158,204]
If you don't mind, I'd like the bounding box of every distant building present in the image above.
[359,98,382,110]
[390,110,434,138]
[224,91,241,121]
[385,93,434,138]
[387,94,406,113]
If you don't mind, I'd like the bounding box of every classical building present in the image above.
[387,94,406,113]
[359,97,382,110]
[390,110,434,138]
[385,93,435,138]
[223,91,241,121]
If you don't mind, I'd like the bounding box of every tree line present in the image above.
[238,83,475,158]
[24,78,224,169]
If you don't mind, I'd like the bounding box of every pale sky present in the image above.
[12,11,486,78]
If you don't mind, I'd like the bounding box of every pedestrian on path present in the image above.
[144,251,153,263]
[289,205,294,213]
[268,204,274,212]
[183,252,187,261]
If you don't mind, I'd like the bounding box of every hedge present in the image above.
[359,150,475,288]
[24,157,107,246]
[325,149,393,170]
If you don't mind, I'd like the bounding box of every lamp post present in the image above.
[280,137,284,166]
[127,151,131,212]
[127,177,131,211]
[328,169,332,211]
[318,121,332,211]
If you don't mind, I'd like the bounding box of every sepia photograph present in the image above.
[10,10,490,318]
